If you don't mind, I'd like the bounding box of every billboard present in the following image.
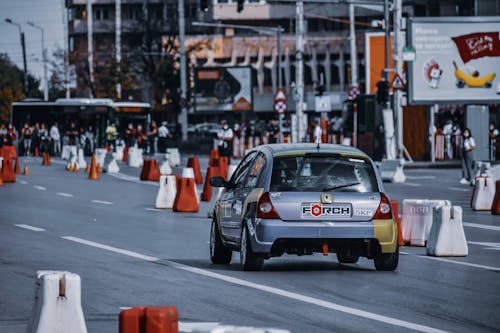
[408,17,500,104]
[194,66,253,112]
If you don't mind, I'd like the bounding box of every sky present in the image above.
[0,0,64,83]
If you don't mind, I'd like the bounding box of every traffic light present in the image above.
[237,0,244,13]
[200,0,209,11]
[376,79,389,105]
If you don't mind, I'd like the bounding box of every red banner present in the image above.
[452,31,500,63]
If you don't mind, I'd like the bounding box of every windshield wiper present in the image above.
[322,182,360,192]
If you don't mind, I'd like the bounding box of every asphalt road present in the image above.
[0,155,499,333]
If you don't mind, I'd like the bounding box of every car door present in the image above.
[219,152,256,242]
[232,153,267,244]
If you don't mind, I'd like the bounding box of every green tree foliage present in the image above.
[0,53,41,124]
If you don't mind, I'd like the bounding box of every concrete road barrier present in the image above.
[401,199,451,246]
[26,271,87,333]
[427,205,468,257]
[471,176,495,211]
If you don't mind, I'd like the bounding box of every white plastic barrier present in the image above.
[182,167,199,203]
[66,149,78,171]
[61,145,77,161]
[379,159,406,183]
[167,148,181,167]
[26,271,87,333]
[401,199,451,246]
[155,175,178,209]
[471,176,495,211]
[95,148,107,168]
[192,326,289,333]
[128,147,144,168]
[77,149,87,169]
[103,153,120,173]
[114,145,124,161]
[486,165,500,182]
[427,205,468,257]
[159,154,172,175]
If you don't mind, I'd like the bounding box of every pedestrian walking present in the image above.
[21,123,33,156]
[313,120,322,144]
[50,122,61,156]
[489,121,498,162]
[105,122,118,151]
[39,123,49,154]
[266,119,280,144]
[158,121,170,153]
[217,120,234,163]
[147,121,158,154]
[460,128,476,185]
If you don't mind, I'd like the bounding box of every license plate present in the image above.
[301,203,352,218]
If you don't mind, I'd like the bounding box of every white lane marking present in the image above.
[91,200,113,205]
[467,241,500,251]
[15,224,45,232]
[62,236,448,333]
[19,180,29,185]
[463,222,500,231]
[33,185,47,191]
[401,182,421,187]
[56,192,74,198]
[179,322,219,333]
[406,176,436,180]
[419,256,500,272]
[145,208,163,212]
[62,236,158,261]
[448,187,470,192]
[108,172,159,187]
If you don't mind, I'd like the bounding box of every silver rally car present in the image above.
[209,144,399,271]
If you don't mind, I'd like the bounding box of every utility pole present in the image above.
[349,2,358,147]
[178,0,188,142]
[393,0,404,159]
[27,22,48,101]
[382,0,396,159]
[116,0,122,100]
[62,0,70,98]
[5,19,28,95]
[87,0,94,97]
[295,0,305,143]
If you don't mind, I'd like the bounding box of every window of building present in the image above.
[95,8,110,20]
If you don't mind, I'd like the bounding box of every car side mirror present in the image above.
[210,176,226,188]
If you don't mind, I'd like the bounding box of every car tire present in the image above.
[374,245,399,271]
[240,225,264,271]
[210,218,232,265]
[336,251,359,264]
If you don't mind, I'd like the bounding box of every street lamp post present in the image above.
[27,21,49,101]
[5,18,28,95]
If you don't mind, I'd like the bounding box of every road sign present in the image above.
[348,86,360,100]
[274,100,287,114]
[314,96,331,112]
[274,88,287,114]
[391,74,406,90]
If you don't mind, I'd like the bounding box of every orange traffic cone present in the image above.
[22,164,29,176]
[491,181,500,215]
[2,158,16,183]
[209,149,220,167]
[41,152,51,166]
[173,178,199,212]
[89,154,99,180]
[123,146,129,162]
[187,157,203,184]
[14,158,21,175]
[219,156,228,180]
[34,147,39,158]
[85,164,90,173]
[0,165,4,186]
[201,166,221,202]
[97,163,102,173]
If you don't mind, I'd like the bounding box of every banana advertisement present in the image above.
[408,17,500,104]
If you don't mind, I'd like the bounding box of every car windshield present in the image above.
[270,154,378,192]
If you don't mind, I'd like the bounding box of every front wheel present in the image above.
[210,218,232,264]
[374,245,399,271]
[240,226,264,271]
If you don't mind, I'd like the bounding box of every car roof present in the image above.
[251,143,370,159]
